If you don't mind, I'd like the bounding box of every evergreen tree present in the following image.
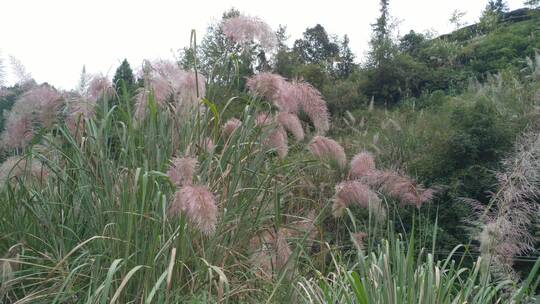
[292,24,339,70]
[274,25,300,78]
[487,0,508,14]
[178,47,196,70]
[368,0,394,68]
[275,25,289,51]
[113,59,135,93]
[336,35,355,78]
[256,51,271,72]
[399,30,425,57]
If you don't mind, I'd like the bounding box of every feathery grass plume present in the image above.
[87,74,114,101]
[134,60,206,119]
[168,185,218,235]
[1,85,62,149]
[374,170,435,208]
[255,112,273,127]
[65,98,97,138]
[246,73,300,113]
[0,111,34,150]
[264,126,288,158]
[349,151,376,179]
[249,228,292,279]
[1,256,14,293]
[287,210,317,248]
[381,172,435,208]
[134,89,152,120]
[381,118,402,132]
[221,14,277,50]
[275,81,301,114]
[348,151,436,208]
[293,80,330,134]
[176,71,206,111]
[201,137,215,153]
[308,136,346,169]
[0,156,48,189]
[134,61,171,119]
[275,228,292,271]
[351,231,368,253]
[15,85,62,128]
[332,180,385,219]
[167,157,198,187]
[478,221,515,277]
[249,230,276,280]
[1,245,20,294]
[222,118,241,138]
[246,73,286,103]
[400,186,436,207]
[353,169,384,188]
[477,129,540,280]
[245,75,330,134]
[277,112,304,142]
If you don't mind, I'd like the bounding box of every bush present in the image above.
[323,79,365,114]
[292,63,328,91]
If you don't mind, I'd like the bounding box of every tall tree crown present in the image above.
[113,59,135,91]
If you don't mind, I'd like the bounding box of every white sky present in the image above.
[0,0,525,90]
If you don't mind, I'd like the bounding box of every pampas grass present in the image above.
[221,14,277,50]
[332,180,385,219]
[308,136,346,169]
[167,157,198,187]
[277,112,304,142]
[169,185,218,235]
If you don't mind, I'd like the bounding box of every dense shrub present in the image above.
[323,78,364,114]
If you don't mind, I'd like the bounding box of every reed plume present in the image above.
[167,157,198,187]
[223,118,241,138]
[134,60,206,119]
[88,74,114,101]
[477,129,540,280]
[293,81,330,134]
[1,85,62,150]
[349,151,376,179]
[276,112,304,142]
[0,156,48,188]
[168,185,218,235]
[221,14,277,50]
[351,231,368,253]
[308,136,346,169]
[264,126,288,159]
[332,180,385,220]
[349,152,436,208]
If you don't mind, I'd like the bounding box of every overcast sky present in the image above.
[0,0,525,89]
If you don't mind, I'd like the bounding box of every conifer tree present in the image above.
[336,35,355,78]
[368,0,394,68]
[113,59,135,92]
